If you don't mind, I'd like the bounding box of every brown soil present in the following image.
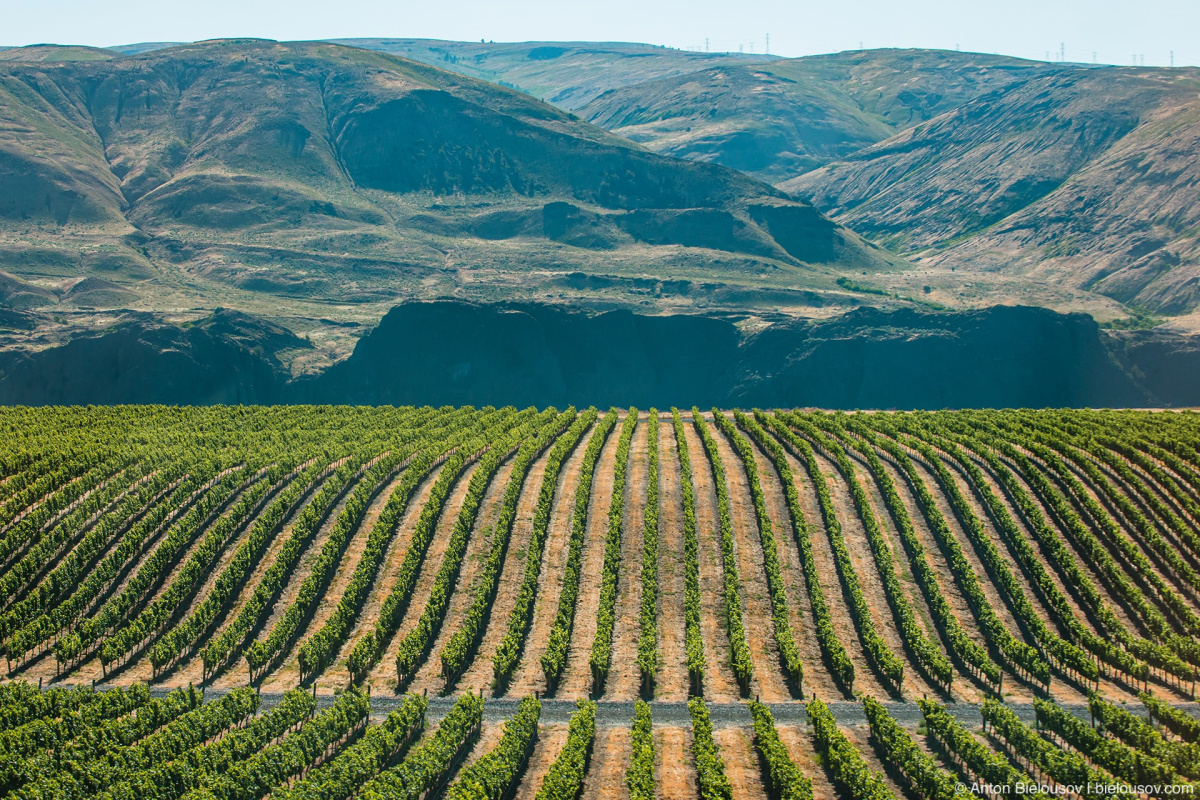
[512,724,569,800]
[777,724,841,800]
[365,459,488,689]
[259,466,408,691]
[412,443,545,693]
[453,720,508,780]
[679,416,740,702]
[778,439,888,700]
[909,446,1098,701]
[30,470,157,576]
[66,467,270,684]
[655,724,697,799]
[13,469,221,685]
[557,416,622,699]
[506,417,600,697]
[139,464,329,687]
[226,465,375,688]
[73,468,242,624]
[1058,447,1200,615]
[749,430,838,701]
[325,459,452,689]
[455,440,559,695]
[980,448,1196,700]
[841,725,911,800]
[922,443,1106,705]
[869,446,995,701]
[654,413,690,702]
[808,443,934,699]
[196,461,349,691]
[709,412,793,702]
[835,438,944,654]
[605,413,646,700]
[578,725,631,800]
[390,452,517,693]
[1117,454,1200,566]
[714,726,770,800]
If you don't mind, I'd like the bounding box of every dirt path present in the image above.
[557,418,622,699]
[578,725,631,800]
[709,414,792,702]
[842,725,911,800]
[779,443,889,700]
[923,445,1104,706]
[144,463,337,687]
[605,414,646,700]
[506,419,598,697]
[512,724,568,800]
[66,468,272,684]
[715,726,770,800]
[259,467,408,691]
[654,414,689,702]
[750,433,838,701]
[195,464,350,690]
[655,724,696,799]
[232,467,376,685]
[455,443,557,695]
[453,720,507,780]
[324,460,450,690]
[1057,447,1200,616]
[835,438,944,656]
[777,725,840,800]
[808,444,936,700]
[679,418,740,702]
[365,459,488,689]
[868,448,996,702]
[402,452,521,694]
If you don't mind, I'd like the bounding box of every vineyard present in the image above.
[2,405,1200,799]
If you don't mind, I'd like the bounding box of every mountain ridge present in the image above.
[0,38,894,368]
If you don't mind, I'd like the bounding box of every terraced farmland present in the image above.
[3,405,1200,799]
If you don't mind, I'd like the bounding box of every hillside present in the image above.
[325,38,779,109]
[787,65,1200,315]
[579,49,1040,183]
[0,38,895,365]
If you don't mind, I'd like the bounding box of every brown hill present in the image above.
[786,66,1200,314]
[0,38,895,363]
[579,49,1039,183]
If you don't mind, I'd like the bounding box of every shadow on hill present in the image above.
[2,300,1198,409]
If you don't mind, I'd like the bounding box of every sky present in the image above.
[2,0,1197,67]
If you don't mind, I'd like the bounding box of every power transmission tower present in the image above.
[1060,42,1065,62]
[1170,51,1174,67]
[765,33,769,54]
[705,37,709,52]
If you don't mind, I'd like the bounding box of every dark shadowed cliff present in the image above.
[3,300,1195,409]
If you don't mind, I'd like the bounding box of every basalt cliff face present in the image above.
[1,301,1192,409]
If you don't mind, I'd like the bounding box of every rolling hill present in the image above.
[327,38,780,110]
[786,66,1200,315]
[0,38,896,370]
[578,49,1040,183]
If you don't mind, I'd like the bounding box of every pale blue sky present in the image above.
[3,0,1196,66]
